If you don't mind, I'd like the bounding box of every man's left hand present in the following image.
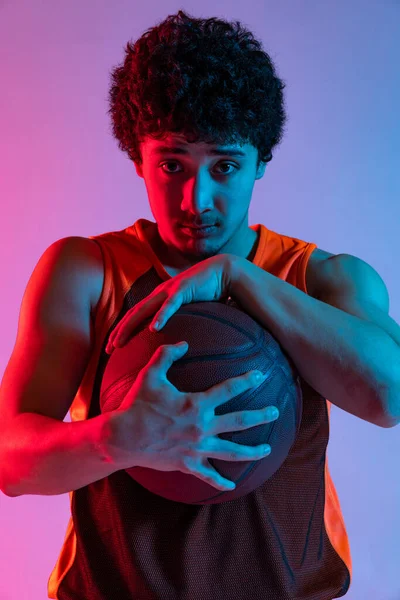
[105,254,235,355]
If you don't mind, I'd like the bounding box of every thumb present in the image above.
[154,340,189,373]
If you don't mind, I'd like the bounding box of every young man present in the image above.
[1,10,399,600]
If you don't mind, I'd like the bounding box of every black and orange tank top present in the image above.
[47,218,352,600]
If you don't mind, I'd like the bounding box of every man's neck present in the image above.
[149,223,259,276]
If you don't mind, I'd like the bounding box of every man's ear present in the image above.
[255,161,267,181]
[134,162,144,178]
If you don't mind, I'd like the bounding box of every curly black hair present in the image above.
[107,10,288,170]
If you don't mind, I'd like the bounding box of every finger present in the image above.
[215,406,279,435]
[108,291,160,346]
[202,438,272,460]
[106,296,160,355]
[183,458,236,491]
[113,310,141,347]
[115,295,163,347]
[148,341,189,377]
[105,308,145,355]
[201,370,267,409]
[107,311,134,349]
[151,294,183,331]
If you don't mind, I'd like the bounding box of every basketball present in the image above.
[99,300,303,505]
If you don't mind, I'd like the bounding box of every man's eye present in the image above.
[160,162,238,176]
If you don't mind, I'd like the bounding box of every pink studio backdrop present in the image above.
[1,2,399,599]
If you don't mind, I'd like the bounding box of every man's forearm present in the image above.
[0,411,128,496]
[228,256,399,428]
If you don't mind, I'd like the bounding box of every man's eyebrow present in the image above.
[150,146,246,157]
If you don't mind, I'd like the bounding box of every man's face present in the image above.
[135,134,267,269]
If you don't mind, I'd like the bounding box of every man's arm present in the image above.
[228,253,400,428]
[0,237,127,496]
[0,412,126,496]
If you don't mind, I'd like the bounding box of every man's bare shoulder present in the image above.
[64,236,104,317]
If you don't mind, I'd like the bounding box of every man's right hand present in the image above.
[109,341,279,491]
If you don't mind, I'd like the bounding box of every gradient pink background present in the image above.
[1,2,399,599]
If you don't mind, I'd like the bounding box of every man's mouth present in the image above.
[180,224,218,236]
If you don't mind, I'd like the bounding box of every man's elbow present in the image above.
[375,413,399,428]
[375,384,400,428]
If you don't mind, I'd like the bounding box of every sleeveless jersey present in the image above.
[47,218,352,600]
